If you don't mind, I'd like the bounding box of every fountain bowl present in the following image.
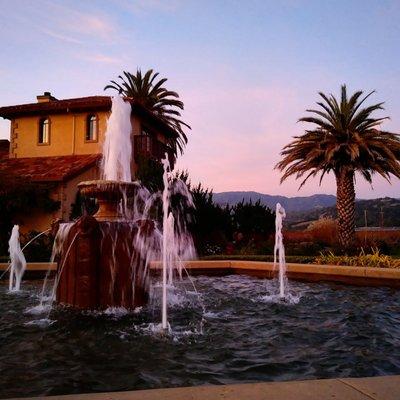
[78,180,138,221]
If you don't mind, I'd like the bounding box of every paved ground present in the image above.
[12,375,400,400]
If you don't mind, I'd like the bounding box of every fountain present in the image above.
[274,203,287,299]
[159,155,196,330]
[51,96,195,314]
[51,96,149,310]
[8,225,26,292]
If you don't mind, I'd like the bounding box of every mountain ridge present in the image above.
[212,191,336,212]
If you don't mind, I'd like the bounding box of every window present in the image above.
[38,118,50,144]
[86,114,98,142]
[141,129,152,152]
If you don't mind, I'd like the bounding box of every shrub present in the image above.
[281,230,324,256]
[285,241,323,256]
[355,230,400,255]
[201,254,316,264]
[232,200,275,238]
[282,230,313,243]
[315,248,400,268]
[307,217,337,246]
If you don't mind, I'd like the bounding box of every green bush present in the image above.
[201,254,316,264]
[315,248,400,268]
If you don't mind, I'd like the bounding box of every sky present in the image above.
[0,0,399,199]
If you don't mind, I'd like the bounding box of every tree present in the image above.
[104,69,190,155]
[276,85,400,250]
[135,154,164,192]
[189,183,233,254]
[232,200,275,249]
[171,172,233,255]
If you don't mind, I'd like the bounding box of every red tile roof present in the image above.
[0,154,100,183]
[0,96,111,118]
[0,96,178,138]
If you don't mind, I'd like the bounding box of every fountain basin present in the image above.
[2,275,400,398]
[78,180,139,221]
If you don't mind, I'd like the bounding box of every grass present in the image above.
[200,254,316,264]
[202,251,400,268]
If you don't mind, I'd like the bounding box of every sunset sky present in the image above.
[1,0,399,198]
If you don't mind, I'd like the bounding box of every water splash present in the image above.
[8,225,27,292]
[21,229,51,252]
[160,154,197,331]
[39,223,73,307]
[101,96,132,182]
[161,155,171,330]
[1,228,51,283]
[274,203,287,299]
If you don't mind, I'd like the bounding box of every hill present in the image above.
[213,191,336,213]
[287,197,400,229]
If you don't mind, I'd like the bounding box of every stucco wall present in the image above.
[19,165,99,234]
[10,112,109,158]
[9,111,149,161]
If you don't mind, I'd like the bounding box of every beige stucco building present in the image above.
[0,92,176,233]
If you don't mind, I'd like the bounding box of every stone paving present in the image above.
[12,375,400,400]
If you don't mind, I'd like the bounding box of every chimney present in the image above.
[37,91,57,103]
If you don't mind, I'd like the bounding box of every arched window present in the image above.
[38,118,50,144]
[86,114,98,141]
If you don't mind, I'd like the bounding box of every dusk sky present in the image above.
[1,0,399,198]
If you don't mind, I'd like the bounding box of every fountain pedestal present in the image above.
[56,180,151,310]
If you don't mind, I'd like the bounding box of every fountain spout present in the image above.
[8,225,27,292]
[274,203,287,299]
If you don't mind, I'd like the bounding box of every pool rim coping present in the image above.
[1,259,400,287]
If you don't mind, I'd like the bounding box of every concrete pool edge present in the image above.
[1,260,400,287]
[156,260,400,287]
[8,375,400,400]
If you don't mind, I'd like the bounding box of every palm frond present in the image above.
[104,68,190,155]
[276,85,400,188]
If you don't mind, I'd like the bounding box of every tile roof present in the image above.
[0,96,178,138]
[0,154,101,183]
[0,96,111,118]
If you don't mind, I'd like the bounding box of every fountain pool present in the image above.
[1,275,400,399]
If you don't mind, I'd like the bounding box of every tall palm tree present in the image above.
[104,69,190,154]
[276,85,400,250]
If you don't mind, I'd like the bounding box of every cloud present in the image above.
[112,0,182,14]
[76,53,123,65]
[40,28,83,44]
[0,0,117,44]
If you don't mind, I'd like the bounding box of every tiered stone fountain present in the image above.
[55,98,152,310]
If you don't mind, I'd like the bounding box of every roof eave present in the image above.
[0,96,179,139]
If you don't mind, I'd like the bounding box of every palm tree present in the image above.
[276,85,400,250]
[104,69,190,154]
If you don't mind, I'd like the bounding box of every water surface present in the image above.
[1,275,399,398]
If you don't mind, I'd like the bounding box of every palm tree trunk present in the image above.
[335,170,356,251]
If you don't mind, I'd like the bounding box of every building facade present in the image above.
[0,92,176,233]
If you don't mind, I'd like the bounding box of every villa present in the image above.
[0,92,176,233]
